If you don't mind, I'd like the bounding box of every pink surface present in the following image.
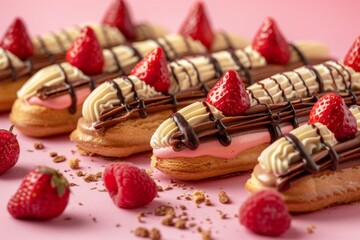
[1,114,360,240]
[1,1,360,239]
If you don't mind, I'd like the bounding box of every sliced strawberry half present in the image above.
[0,18,33,60]
[179,1,214,49]
[206,70,250,116]
[308,93,357,142]
[102,0,136,41]
[65,26,104,75]
[344,36,360,72]
[129,47,170,93]
[252,17,290,65]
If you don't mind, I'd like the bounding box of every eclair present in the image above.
[10,24,206,137]
[0,9,168,112]
[245,97,360,212]
[150,37,360,181]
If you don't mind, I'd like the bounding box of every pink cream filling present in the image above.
[153,125,294,159]
[26,88,91,109]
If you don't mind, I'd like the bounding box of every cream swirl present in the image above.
[31,23,125,56]
[82,75,160,122]
[258,122,337,176]
[247,61,360,106]
[0,49,27,71]
[151,101,224,148]
[17,62,90,100]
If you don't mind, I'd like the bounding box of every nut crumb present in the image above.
[201,229,212,240]
[83,173,97,182]
[156,185,163,192]
[154,205,175,217]
[95,171,102,179]
[97,188,107,192]
[69,182,79,187]
[193,190,206,204]
[161,214,174,226]
[219,190,231,204]
[92,217,97,223]
[68,158,80,169]
[26,149,33,152]
[34,141,45,150]
[175,219,187,229]
[307,224,316,234]
[49,152,58,157]
[134,227,149,238]
[149,228,161,240]
[205,199,213,206]
[115,223,121,228]
[137,211,146,223]
[179,204,187,210]
[76,171,86,177]
[164,186,173,191]
[53,155,66,163]
[78,202,83,206]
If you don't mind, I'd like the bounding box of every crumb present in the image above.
[95,171,102,179]
[147,168,153,176]
[189,222,196,228]
[68,158,80,169]
[157,185,163,192]
[83,173,97,183]
[90,187,97,190]
[307,224,316,234]
[201,229,212,240]
[34,141,45,150]
[205,199,212,206]
[92,217,97,223]
[115,223,121,228]
[234,213,238,218]
[175,219,187,229]
[154,205,175,217]
[97,188,107,192]
[63,217,72,221]
[134,227,149,238]
[137,211,146,223]
[26,149,33,152]
[69,182,79,187]
[49,152,58,157]
[193,190,206,204]
[216,210,227,219]
[71,149,76,154]
[76,171,86,177]
[164,186,173,191]
[53,155,66,163]
[149,228,161,240]
[218,190,231,204]
[78,202,83,206]
[196,226,202,233]
[185,196,192,201]
[161,214,174,226]
[179,204,186,210]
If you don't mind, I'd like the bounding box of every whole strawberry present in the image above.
[102,0,136,41]
[0,126,20,174]
[252,17,290,65]
[103,162,157,209]
[308,93,357,142]
[129,47,170,93]
[179,1,214,49]
[206,70,250,116]
[66,26,104,75]
[240,189,291,236]
[8,166,70,219]
[0,17,33,60]
[343,36,360,72]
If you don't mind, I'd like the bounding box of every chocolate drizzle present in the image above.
[305,65,325,93]
[57,64,77,113]
[229,51,254,85]
[289,44,309,65]
[208,55,223,78]
[52,32,66,53]
[3,51,17,80]
[109,49,125,76]
[283,132,320,173]
[219,32,234,50]
[36,36,56,64]
[171,112,199,151]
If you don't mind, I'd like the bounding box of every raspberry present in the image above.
[0,126,20,174]
[103,162,157,209]
[239,190,291,236]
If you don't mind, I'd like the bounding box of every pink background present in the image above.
[1,0,360,58]
[1,1,360,240]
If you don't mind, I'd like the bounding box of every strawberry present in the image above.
[102,0,136,41]
[129,47,170,93]
[0,18,33,60]
[240,189,291,236]
[103,162,157,209]
[65,26,104,75]
[252,17,290,65]
[179,1,214,49]
[0,126,19,174]
[7,166,70,219]
[308,93,357,142]
[344,36,360,72]
[206,70,250,116]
